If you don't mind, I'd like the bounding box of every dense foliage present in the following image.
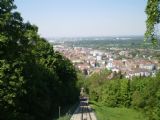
[86,70,160,120]
[145,0,160,44]
[0,0,79,120]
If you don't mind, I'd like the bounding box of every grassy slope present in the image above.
[91,102,148,120]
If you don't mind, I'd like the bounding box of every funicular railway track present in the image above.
[80,97,92,120]
[70,88,97,120]
[81,106,92,120]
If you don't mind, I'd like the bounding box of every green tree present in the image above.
[0,0,79,120]
[145,0,160,44]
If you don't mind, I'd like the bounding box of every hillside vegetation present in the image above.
[84,70,160,120]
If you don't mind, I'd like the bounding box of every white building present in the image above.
[139,64,155,70]
[96,55,102,61]
[106,58,113,70]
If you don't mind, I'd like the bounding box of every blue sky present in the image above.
[15,0,147,37]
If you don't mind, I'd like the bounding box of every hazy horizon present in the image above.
[46,35,144,39]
